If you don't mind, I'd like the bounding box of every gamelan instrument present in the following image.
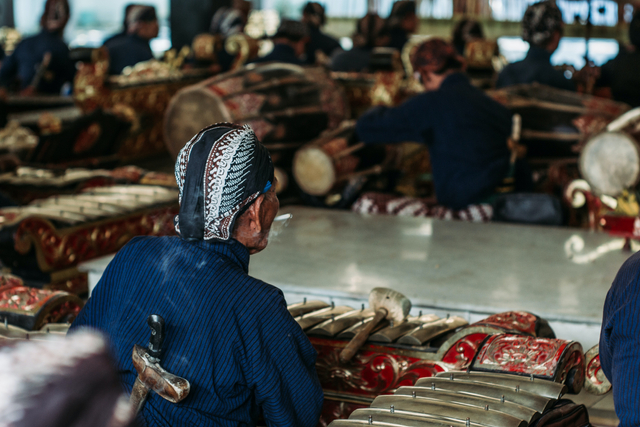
[286,292,608,426]
[489,83,630,158]
[0,274,81,334]
[566,107,640,236]
[328,371,575,427]
[293,121,390,198]
[0,185,179,293]
[0,165,175,206]
[163,63,348,158]
[74,48,216,160]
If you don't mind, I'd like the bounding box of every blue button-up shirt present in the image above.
[600,250,640,427]
[0,30,75,94]
[105,34,154,75]
[496,45,575,91]
[70,236,323,427]
[356,72,512,210]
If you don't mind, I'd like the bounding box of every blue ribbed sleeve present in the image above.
[600,250,640,427]
[70,236,323,427]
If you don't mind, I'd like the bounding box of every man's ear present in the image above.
[247,195,265,233]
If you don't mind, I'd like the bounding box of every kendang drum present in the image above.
[580,107,640,197]
[163,63,348,158]
[293,121,399,206]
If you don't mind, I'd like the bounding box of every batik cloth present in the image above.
[410,38,464,74]
[522,1,563,46]
[174,123,273,241]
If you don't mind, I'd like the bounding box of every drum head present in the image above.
[163,86,231,158]
[293,146,335,196]
[579,131,640,196]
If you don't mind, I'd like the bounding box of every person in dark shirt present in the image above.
[452,19,484,56]
[103,4,141,48]
[385,0,418,52]
[496,0,575,91]
[600,251,640,427]
[356,39,514,210]
[250,20,309,65]
[330,13,388,72]
[105,5,159,75]
[0,0,75,95]
[596,11,640,107]
[70,124,323,427]
[210,0,252,72]
[302,2,341,65]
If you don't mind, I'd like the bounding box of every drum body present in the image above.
[579,131,640,196]
[293,121,392,197]
[164,63,348,157]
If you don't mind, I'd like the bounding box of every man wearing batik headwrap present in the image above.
[103,4,143,48]
[105,5,159,75]
[496,0,575,91]
[250,19,309,65]
[356,39,525,210]
[302,2,342,65]
[70,123,323,427]
[0,0,75,95]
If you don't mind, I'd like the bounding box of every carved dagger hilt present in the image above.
[147,314,165,361]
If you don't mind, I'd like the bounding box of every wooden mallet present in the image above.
[339,287,411,363]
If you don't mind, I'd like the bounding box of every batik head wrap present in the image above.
[174,123,274,242]
[411,38,465,74]
[40,0,70,33]
[522,1,564,47]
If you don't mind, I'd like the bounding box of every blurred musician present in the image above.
[452,19,484,56]
[0,0,75,96]
[330,13,389,72]
[595,11,640,107]
[103,3,140,48]
[250,19,309,65]
[70,124,323,427]
[210,0,252,71]
[496,0,575,91]
[385,0,418,52]
[356,39,520,211]
[105,5,159,75]
[302,2,341,65]
[601,251,640,427]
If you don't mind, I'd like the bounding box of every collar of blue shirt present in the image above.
[186,237,251,273]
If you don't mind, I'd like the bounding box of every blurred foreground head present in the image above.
[174,124,277,253]
[0,331,133,427]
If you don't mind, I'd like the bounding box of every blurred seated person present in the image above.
[302,2,341,65]
[330,13,389,72]
[0,0,75,96]
[496,1,574,91]
[250,20,308,66]
[386,1,418,52]
[595,11,640,107]
[356,39,524,211]
[452,19,484,56]
[103,4,140,47]
[105,5,159,75]
[210,0,252,72]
